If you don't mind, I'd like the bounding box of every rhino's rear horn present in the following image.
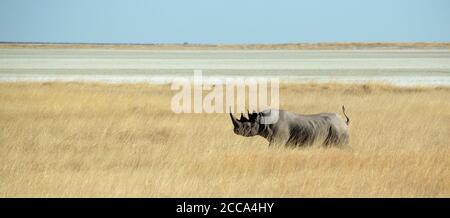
[239,113,248,122]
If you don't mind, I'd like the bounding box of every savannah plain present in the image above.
[1,82,449,197]
[0,43,449,197]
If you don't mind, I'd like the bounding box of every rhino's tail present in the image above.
[342,105,350,126]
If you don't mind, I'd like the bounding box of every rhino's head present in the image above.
[230,110,261,137]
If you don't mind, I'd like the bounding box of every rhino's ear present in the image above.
[249,110,258,121]
[257,112,263,122]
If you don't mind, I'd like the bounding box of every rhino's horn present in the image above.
[239,113,248,122]
[230,112,239,127]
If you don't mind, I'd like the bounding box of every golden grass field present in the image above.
[0,82,449,197]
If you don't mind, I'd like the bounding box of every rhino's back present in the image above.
[273,110,349,145]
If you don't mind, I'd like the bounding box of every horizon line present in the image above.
[1,41,450,50]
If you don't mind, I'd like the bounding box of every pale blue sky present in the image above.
[1,0,449,44]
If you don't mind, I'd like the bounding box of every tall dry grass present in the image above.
[0,82,449,197]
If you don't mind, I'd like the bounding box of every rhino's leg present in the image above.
[266,131,290,147]
[339,132,350,145]
[324,125,349,147]
[324,126,337,146]
[267,137,288,147]
[277,131,291,147]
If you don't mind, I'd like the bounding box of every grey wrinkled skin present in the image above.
[230,106,350,147]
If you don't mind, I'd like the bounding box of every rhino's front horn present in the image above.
[230,112,239,127]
